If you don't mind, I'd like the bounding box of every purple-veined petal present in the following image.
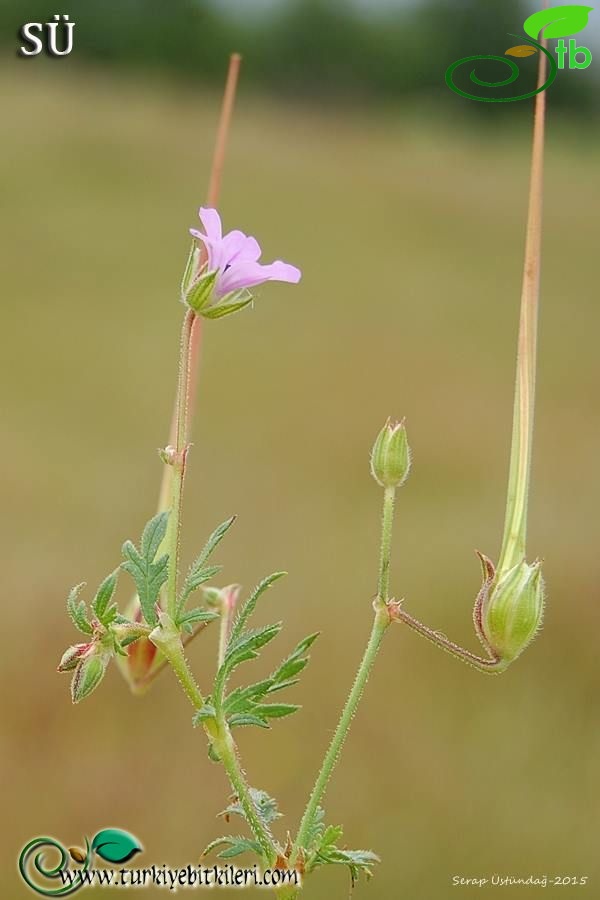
[217,259,302,296]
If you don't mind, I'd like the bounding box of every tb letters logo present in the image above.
[446,4,594,101]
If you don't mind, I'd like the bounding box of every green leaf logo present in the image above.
[91,828,142,864]
[524,5,594,40]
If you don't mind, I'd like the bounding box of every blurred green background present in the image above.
[2,1,599,898]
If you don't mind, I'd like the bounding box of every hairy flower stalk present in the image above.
[289,422,410,875]
[119,55,242,693]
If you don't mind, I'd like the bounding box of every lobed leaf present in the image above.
[315,847,380,885]
[203,835,263,860]
[227,572,287,649]
[67,583,93,636]
[178,607,220,634]
[303,810,380,884]
[121,512,170,627]
[223,632,318,725]
[177,517,235,615]
[92,568,119,625]
[141,511,169,561]
[219,789,282,828]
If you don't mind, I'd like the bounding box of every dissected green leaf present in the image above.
[315,847,380,885]
[305,813,380,885]
[203,835,264,860]
[227,713,269,729]
[251,703,300,719]
[227,572,287,648]
[223,632,318,729]
[220,789,282,828]
[304,806,326,853]
[92,569,119,625]
[67,583,93,635]
[178,607,220,634]
[121,513,170,627]
[272,632,319,682]
[178,565,222,615]
[192,704,217,727]
[141,511,169,560]
[177,517,235,616]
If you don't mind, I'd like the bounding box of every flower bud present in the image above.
[203,584,241,613]
[57,642,92,672]
[370,419,411,489]
[481,559,544,662]
[71,647,110,704]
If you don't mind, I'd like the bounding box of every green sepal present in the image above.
[201,292,253,320]
[180,242,201,300]
[71,651,108,703]
[186,269,218,312]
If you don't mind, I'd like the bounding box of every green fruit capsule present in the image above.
[481,560,545,662]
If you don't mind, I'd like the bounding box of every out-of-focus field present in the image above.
[1,62,599,899]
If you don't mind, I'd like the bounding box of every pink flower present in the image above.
[189,207,301,299]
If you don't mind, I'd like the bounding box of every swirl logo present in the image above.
[446,5,594,102]
[18,829,142,896]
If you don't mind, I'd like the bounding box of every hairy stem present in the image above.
[292,487,397,861]
[151,616,279,866]
[498,40,547,576]
[378,486,396,602]
[150,614,205,709]
[392,608,504,673]
[212,726,279,864]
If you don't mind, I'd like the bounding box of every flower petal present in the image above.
[198,207,222,241]
[189,228,215,270]
[217,259,301,296]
